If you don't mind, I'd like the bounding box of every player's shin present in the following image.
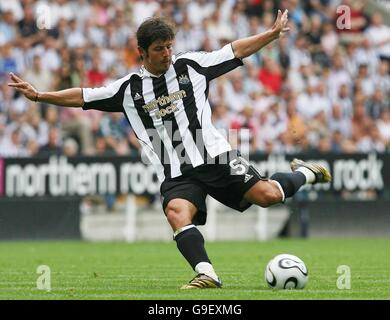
[270,171,307,199]
[174,225,219,282]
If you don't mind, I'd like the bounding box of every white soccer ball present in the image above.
[264,254,308,289]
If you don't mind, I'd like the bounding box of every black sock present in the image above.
[270,172,306,198]
[174,227,211,270]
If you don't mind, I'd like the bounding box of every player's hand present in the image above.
[272,9,290,37]
[8,72,39,101]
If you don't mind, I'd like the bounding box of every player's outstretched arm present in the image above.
[232,9,290,59]
[8,72,84,108]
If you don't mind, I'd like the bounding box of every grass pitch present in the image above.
[0,238,389,300]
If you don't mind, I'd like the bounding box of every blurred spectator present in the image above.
[66,18,86,49]
[224,71,251,113]
[321,21,338,58]
[306,14,329,67]
[206,7,235,45]
[351,103,374,152]
[95,135,109,156]
[366,89,387,120]
[287,0,308,30]
[355,37,380,75]
[38,106,61,146]
[277,36,291,70]
[376,111,390,148]
[307,110,329,147]
[344,42,359,77]
[24,55,53,92]
[0,114,6,143]
[328,52,352,101]
[369,124,386,153]
[297,82,323,120]
[256,111,274,153]
[84,17,106,48]
[124,36,142,71]
[230,3,249,40]
[109,8,132,48]
[187,0,214,27]
[333,83,353,119]
[374,60,390,97]
[230,106,257,154]
[60,106,94,155]
[69,0,92,25]
[32,36,61,72]
[0,127,28,157]
[63,137,79,157]
[355,63,375,98]
[27,110,47,147]
[38,126,62,157]
[329,103,352,138]
[174,15,204,53]
[87,54,107,87]
[211,101,231,133]
[285,97,306,146]
[0,0,23,22]
[318,134,331,153]
[288,62,319,94]
[50,0,75,26]
[0,43,19,80]
[289,34,312,70]
[330,130,345,153]
[243,62,264,99]
[98,113,131,155]
[258,57,283,94]
[54,63,73,90]
[0,10,18,44]
[364,13,390,62]
[256,99,287,153]
[17,5,39,39]
[91,0,114,27]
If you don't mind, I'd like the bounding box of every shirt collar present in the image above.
[140,65,160,79]
[140,58,175,79]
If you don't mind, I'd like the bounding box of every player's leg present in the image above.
[165,198,222,289]
[243,179,284,207]
[161,174,223,289]
[245,158,332,206]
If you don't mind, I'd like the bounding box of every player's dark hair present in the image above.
[136,17,175,51]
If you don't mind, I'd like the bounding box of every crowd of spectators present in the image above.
[0,0,389,159]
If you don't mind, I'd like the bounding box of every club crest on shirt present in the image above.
[178,74,190,85]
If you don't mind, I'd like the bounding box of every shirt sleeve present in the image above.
[175,44,243,81]
[82,75,132,112]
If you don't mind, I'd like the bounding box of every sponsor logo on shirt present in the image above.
[142,90,186,114]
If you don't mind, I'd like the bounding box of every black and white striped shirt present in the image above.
[83,44,243,181]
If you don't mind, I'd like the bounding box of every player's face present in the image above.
[142,39,173,75]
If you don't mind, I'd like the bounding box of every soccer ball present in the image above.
[264,254,308,289]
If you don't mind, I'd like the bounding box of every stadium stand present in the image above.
[0,0,388,159]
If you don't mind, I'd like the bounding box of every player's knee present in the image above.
[165,204,181,223]
[246,181,282,208]
[262,186,282,207]
[165,199,192,226]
